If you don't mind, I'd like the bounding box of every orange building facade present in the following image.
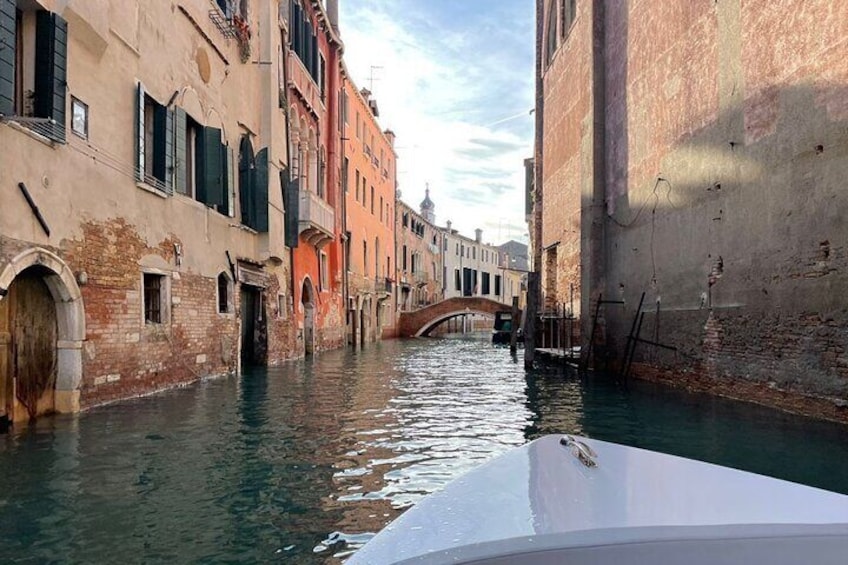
[282,0,345,354]
[343,79,398,343]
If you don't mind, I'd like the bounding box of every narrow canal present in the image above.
[2,335,848,563]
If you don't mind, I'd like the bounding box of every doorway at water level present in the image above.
[301,278,315,355]
[0,267,58,424]
[240,285,266,366]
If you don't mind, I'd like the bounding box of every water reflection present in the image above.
[0,336,847,564]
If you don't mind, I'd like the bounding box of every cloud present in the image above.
[340,0,534,245]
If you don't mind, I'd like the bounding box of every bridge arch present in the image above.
[416,310,495,337]
[397,297,510,338]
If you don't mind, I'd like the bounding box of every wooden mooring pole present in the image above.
[510,296,520,354]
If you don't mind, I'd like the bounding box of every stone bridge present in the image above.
[397,297,511,337]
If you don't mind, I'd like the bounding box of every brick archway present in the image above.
[398,297,510,337]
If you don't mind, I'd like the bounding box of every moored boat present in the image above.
[348,435,848,564]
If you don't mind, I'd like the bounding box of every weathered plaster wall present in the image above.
[599,0,848,417]
[1,0,297,415]
[540,0,593,317]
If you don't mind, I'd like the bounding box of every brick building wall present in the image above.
[539,0,848,420]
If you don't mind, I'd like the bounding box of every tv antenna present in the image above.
[368,65,384,92]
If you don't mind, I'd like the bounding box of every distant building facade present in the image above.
[396,198,442,310]
[442,225,503,303]
[343,78,397,344]
[536,1,848,420]
[0,0,298,422]
[282,0,345,355]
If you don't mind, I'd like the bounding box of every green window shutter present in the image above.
[0,0,15,116]
[135,83,145,182]
[173,108,187,194]
[239,136,255,228]
[227,146,235,218]
[198,126,224,208]
[152,103,168,186]
[219,140,229,216]
[282,170,300,248]
[253,148,269,232]
[164,108,174,192]
[35,11,67,142]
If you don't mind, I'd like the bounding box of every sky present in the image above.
[339,0,535,246]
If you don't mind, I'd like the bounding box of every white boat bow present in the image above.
[347,434,848,564]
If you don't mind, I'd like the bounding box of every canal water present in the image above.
[2,335,848,563]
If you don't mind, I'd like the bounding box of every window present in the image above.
[319,252,329,291]
[482,272,491,295]
[370,186,375,214]
[343,157,349,193]
[143,273,167,324]
[176,112,200,197]
[279,291,291,322]
[0,8,67,142]
[289,1,322,86]
[379,196,384,222]
[362,176,367,206]
[355,111,360,139]
[473,247,476,260]
[217,272,232,314]
[456,243,459,256]
[545,1,557,67]
[455,269,461,291]
[70,97,88,139]
[402,212,409,228]
[136,84,173,192]
[402,245,407,270]
[495,275,502,297]
[560,0,576,39]
[355,169,360,201]
[362,241,368,276]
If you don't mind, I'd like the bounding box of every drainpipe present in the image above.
[583,1,607,344]
[526,0,545,369]
[341,75,351,346]
[281,22,297,326]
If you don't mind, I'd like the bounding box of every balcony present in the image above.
[286,56,324,118]
[299,191,335,248]
[375,277,392,295]
[413,270,429,286]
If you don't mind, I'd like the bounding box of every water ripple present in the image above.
[1,336,847,564]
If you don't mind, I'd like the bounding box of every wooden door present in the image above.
[5,271,57,421]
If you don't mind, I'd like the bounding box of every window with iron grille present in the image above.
[143,273,165,324]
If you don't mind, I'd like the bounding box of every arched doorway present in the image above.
[301,278,315,355]
[0,248,85,425]
[360,297,370,346]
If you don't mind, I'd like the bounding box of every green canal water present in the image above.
[2,335,848,563]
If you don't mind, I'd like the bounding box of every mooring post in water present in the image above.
[524,272,539,369]
[510,296,519,354]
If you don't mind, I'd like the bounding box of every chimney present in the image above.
[475,228,482,243]
[384,129,395,147]
[327,0,339,33]
[446,220,452,232]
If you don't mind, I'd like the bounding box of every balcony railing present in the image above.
[375,277,392,294]
[299,191,335,248]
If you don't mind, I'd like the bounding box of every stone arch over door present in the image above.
[0,248,85,418]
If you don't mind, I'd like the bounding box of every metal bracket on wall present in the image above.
[17,182,50,237]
